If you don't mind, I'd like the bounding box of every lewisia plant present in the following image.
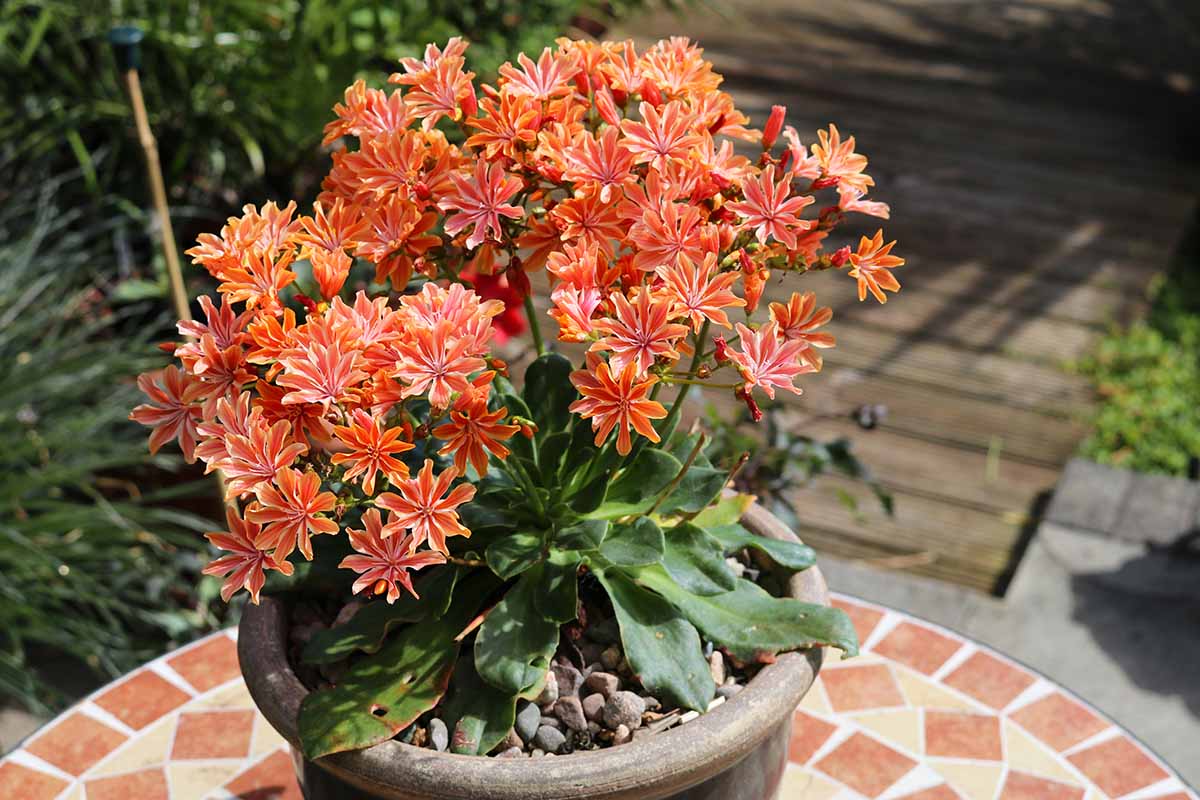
[131,36,902,758]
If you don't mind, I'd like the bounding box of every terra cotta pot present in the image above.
[238,502,828,800]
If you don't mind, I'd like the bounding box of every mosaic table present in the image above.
[1,595,1194,800]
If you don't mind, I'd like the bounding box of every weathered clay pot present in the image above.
[239,502,828,800]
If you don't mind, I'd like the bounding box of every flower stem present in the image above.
[524,293,545,356]
[657,320,710,438]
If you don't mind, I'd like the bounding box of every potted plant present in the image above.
[131,35,902,799]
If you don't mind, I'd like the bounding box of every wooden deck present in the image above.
[609,0,1200,593]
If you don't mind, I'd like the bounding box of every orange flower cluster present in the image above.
[131,36,902,606]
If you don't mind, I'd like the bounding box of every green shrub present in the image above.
[1076,225,1200,476]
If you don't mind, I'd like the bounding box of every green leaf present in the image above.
[301,566,459,665]
[485,533,544,579]
[633,566,858,661]
[690,493,755,528]
[706,523,816,571]
[569,473,608,514]
[537,430,572,482]
[588,449,681,518]
[523,353,575,434]
[474,572,560,696]
[601,517,664,567]
[555,519,608,551]
[298,583,486,759]
[657,464,727,516]
[439,653,518,755]
[561,423,598,479]
[534,555,580,624]
[597,569,714,713]
[661,523,738,595]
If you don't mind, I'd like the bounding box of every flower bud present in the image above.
[640,79,663,108]
[762,105,786,150]
[295,293,319,313]
[713,337,731,364]
[460,82,478,118]
[707,113,727,135]
[736,385,764,423]
[830,245,852,268]
[811,175,839,190]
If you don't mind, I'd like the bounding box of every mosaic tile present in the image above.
[893,666,978,712]
[1067,736,1171,798]
[924,710,1002,761]
[0,761,69,799]
[852,709,922,755]
[998,770,1086,800]
[1002,721,1083,785]
[1010,692,1110,753]
[789,710,838,765]
[895,784,964,800]
[93,670,191,730]
[171,710,256,760]
[873,622,964,676]
[192,679,255,710]
[224,749,303,800]
[167,761,243,800]
[168,633,241,693]
[822,663,905,712]
[22,711,126,775]
[942,652,1035,710]
[930,761,1005,800]
[89,715,175,777]
[832,597,886,645]
[84,767,169,800]
[799,679,833,715]
[816,732,917,797]
[780,766,842,800]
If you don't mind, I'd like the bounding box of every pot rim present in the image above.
[238,502,829,800]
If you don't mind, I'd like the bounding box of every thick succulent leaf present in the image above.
[555,518,608,551]
[690,493,755,528]
[524,353,575,434]
[597,569,714,713]
[661,523,739,595]
[301,566,459,665]
[706,523,816,571]
[537,430,572,483]
[587,448,680,518]
[600,517,664,567]
[569,473,608,514]
[439,653,518,755]
[534,555,581,624]
[458,497,520,535]
[474,572,560,696]
[485,532,544,579]
[561,422,599,480]
[297,583,483,759]
[633,565,858,661]
[656,464,727,516]
[667,430,714,468]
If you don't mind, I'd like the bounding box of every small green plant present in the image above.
[1076,223,1200,476]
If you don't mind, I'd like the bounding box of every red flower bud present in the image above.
[640,79,663,108]
[830,245,852,267]
[612,87,629,106]
[507,264,531,299]
[460,82,478,118]
[414,180,432,201]
[810,175,839,190]
[738,248,753,273]
[295,293,318,313]
[736,385,764,423]
[157,341,177,354]
[762,105,786,150]
[707,113,727,135]
[574,71,591,97]
[713,337,731,364]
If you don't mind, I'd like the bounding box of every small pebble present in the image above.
[515,701,540,743]
[428,718,448,751]
[534,725,566,753]
[612,724,633,745]
[536,670,559,707]
[600,645,622,670]
[551,662,584,696]
[584,671,620,699]
[539,715,563,731]
[603,691,646,730]
[498,746,525,758]
[530,748,545,758]
[641,695,660,711]
[554,696,589,731]
[703,640,714,658]
[502,728,523,751]
[582,692,606,722]
[579,641,604,663]
[716,684,744,700]
[708,651,726,685]
[587,721,601,736]
[725,557,746,578]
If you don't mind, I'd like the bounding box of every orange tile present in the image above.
[24,711,127,775]
[171,710,256,760]
[85,767,168,800]
[925,711,1003,761]
[998,770,1085,800]
[225,749,303,800]
[0,761,68,799]
[93,670,191,730]
[873,622,964,676]
[897,785,963,800]
[833,597,885,646]
[1009,692,1109,752]
[1140,794,1191,800]
[815,732,917,797]
[789,710,837,765]
[167,634,241,693]
[822,663,905,712]
[1067,736,1170,798]
[942,652,1034,710]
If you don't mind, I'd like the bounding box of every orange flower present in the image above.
[591,287,689,375]
[569,355,667,455]
[812,123,873,197]
[393,320,486,409]
[498,47,580,102]
[310,248,352,300]
[294,198,368,256]
[255,379,328,445]
[769,291,835,370]
[355,194,441,290]
[276,340,368,410]
[620,101,704,171]
[466,91,541,159]
[250,467,339,561]
[628,201,707,273]
[655,252,744,331]
[438,161,524,250]
[432,376,520,475]
[848,229,904,303]
[726,165,815,249]
[202,505,293,604]
[376,459,476,553]
[220,417,309,499]
[216,250,297,315]
[403,55,476,130]
[323,80,413,145]
[727,322,814,400]
[130,365,206,462]
[340,509,446,603]
[562,126,636,203]
[331,409,415,495]
[550,189,625,257]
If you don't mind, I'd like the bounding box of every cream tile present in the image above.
[800,680,833,715]
[852,709,923,755]
[930,760,1004,800]
[88,714,175,776]
[1004,721,1084,785]
[249,715,288,758]
[895,668,978,712]
[189,681,254,710]
[779,764,841,800]
[166,761,242,800]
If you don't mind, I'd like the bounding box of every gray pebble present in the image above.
[551,662,584,696]
[536,670,559,707]
[587,721,601,735]
[716,684,744,700]
[530,748,545,758]
[502,728,523,751]
[429,718,448,751]
[581,692,606,722]
[584,671,620,699]
[498,746,525,758]
[603,691,645,730]
[641,695,661,711]
[539,715,563,731]
[708,651,726,685]
[515,700,540,743]
[553,696,588,731]
[612,724,633,745]
[533,725,566,753]
[600,645,622,670]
